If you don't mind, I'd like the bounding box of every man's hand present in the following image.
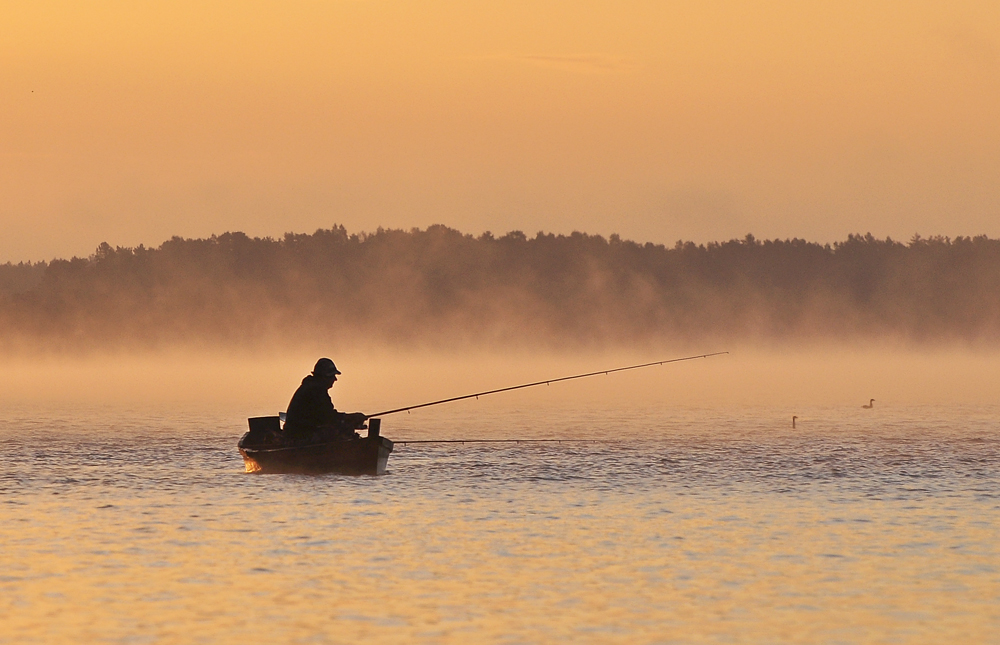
[345,412,367,428]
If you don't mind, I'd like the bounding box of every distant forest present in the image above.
[2,225,999,351]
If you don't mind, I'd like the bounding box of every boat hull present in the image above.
[239,434,394,475]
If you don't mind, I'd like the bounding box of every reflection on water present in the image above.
[1,404,999,643]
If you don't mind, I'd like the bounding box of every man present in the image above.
[283,358,367,443]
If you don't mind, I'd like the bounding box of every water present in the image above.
[2,404,999,643]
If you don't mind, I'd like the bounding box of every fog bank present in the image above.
[3,348,998,413]
[2,227,1000,353]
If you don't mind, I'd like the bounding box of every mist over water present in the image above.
[2,347,998,413]
[3,227,1000,353]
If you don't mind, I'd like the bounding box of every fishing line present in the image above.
[366,351,728,418]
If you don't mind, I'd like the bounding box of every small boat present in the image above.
[238,416,393,475]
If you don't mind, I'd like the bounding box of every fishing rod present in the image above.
[366,351,728,418]
[395,438,616,445]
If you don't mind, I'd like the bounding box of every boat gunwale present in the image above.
[238,433,393,455]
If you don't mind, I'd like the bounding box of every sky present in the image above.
[2,1,999,262]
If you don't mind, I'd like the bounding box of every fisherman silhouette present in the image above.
[283,358,367,443]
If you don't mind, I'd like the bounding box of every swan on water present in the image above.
[862,399,875,409]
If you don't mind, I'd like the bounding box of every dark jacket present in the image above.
[283,375,345,439]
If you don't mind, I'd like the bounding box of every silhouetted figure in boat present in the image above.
[862,399,875,409]
[283,358,367,443]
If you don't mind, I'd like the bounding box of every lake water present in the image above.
[2,403,998,644]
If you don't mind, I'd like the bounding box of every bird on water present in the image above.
[792,415,798,428]
[862,399,875,409]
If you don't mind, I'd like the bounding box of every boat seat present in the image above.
[246,416,282,444]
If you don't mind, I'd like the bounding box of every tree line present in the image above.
[2,225,998,351]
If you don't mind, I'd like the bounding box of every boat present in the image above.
[238,416,394,475]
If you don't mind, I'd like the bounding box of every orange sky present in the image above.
[2,1,998,262]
